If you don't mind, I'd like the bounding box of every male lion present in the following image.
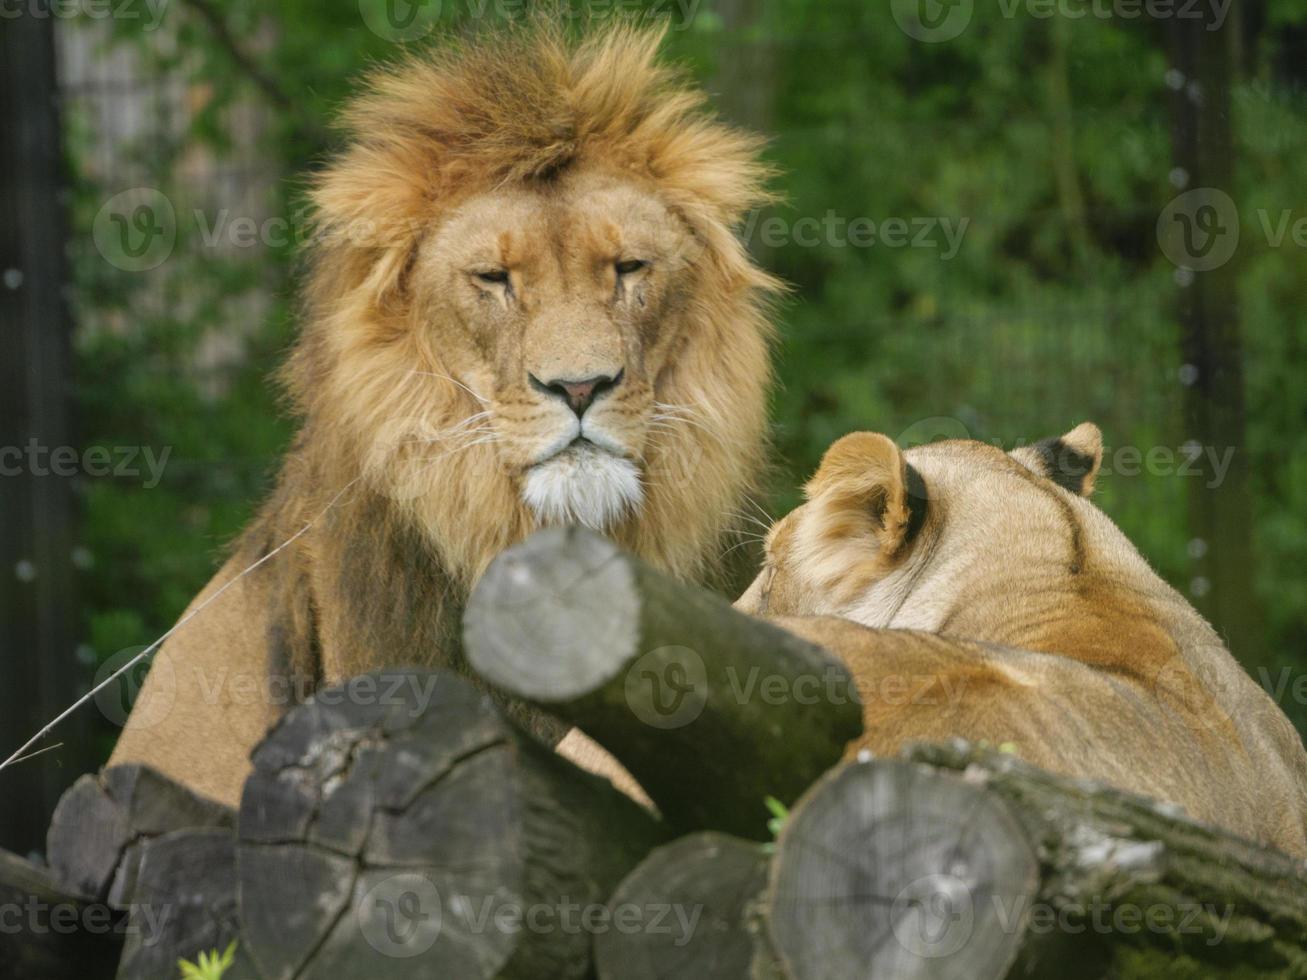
[110,22,779,806]
[736,425,1307,858]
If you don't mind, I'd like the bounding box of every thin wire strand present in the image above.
[0,476,363,775]
[1,368,493,774]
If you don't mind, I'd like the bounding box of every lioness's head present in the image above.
[736,424,1109,626]
[287,22,779,585]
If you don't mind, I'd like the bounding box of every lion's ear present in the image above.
[804,433,924,555]
[1013,422,1104,496]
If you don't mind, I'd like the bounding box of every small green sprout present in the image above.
[762,795,790,853]
[178,940,237,980]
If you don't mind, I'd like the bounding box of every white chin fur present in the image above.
[522,443,643,531]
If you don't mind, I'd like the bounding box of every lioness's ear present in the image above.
[804,433,925,554]
[1014,422,1104,496]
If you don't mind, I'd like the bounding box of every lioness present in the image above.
[109,22,779,806]
[735,425,1307,858]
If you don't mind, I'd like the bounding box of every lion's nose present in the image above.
[530,369,623,418]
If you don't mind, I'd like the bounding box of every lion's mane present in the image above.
[242,20,780,689]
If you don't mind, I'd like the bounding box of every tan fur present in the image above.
[110,21,779,806]
[737,428,1307,859]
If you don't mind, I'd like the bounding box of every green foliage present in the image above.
[66,0,1307,752]
[178,941,237,980]
[765,795,789,838]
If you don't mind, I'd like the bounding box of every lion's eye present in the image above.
[474,269,510,285]
[615,259,648,276]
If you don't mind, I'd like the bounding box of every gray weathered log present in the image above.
[237,668,669,980]
[47,763,233,906]
[464,527,864,839]
[766,758,1039,980]
[904,740,1307,978]
[593,831,775,980]
[115,827,258,980]
[0,848,121,980]
[600,745,1307,979]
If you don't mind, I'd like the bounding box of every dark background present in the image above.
[3,0,1306,854]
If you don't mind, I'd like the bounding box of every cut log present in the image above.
[905,740,1307,978]
[464,527,864,839]
[593,831,774,980]
[115,827,259,980]
[47,764,233,906]
[758,746,1307,980]
[237,668,669,980]
[0,848,121,980]
[766,758,1039,980]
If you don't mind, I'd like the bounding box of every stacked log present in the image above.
[1,528,1303,980]
[594,747,1307,979]
[0,848,121,980]
[235,668,668,980]
[464,526,865,839]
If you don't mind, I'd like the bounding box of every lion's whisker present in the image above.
[413,434,500,464]
[740,492,776,527]
[409,370,491,405]
[720,535,765,561]
[649,412,727,447]
[726,509,773,534]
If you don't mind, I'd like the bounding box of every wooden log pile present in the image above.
[0,527,1302,979]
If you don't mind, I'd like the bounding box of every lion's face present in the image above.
[410,171,699,530]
